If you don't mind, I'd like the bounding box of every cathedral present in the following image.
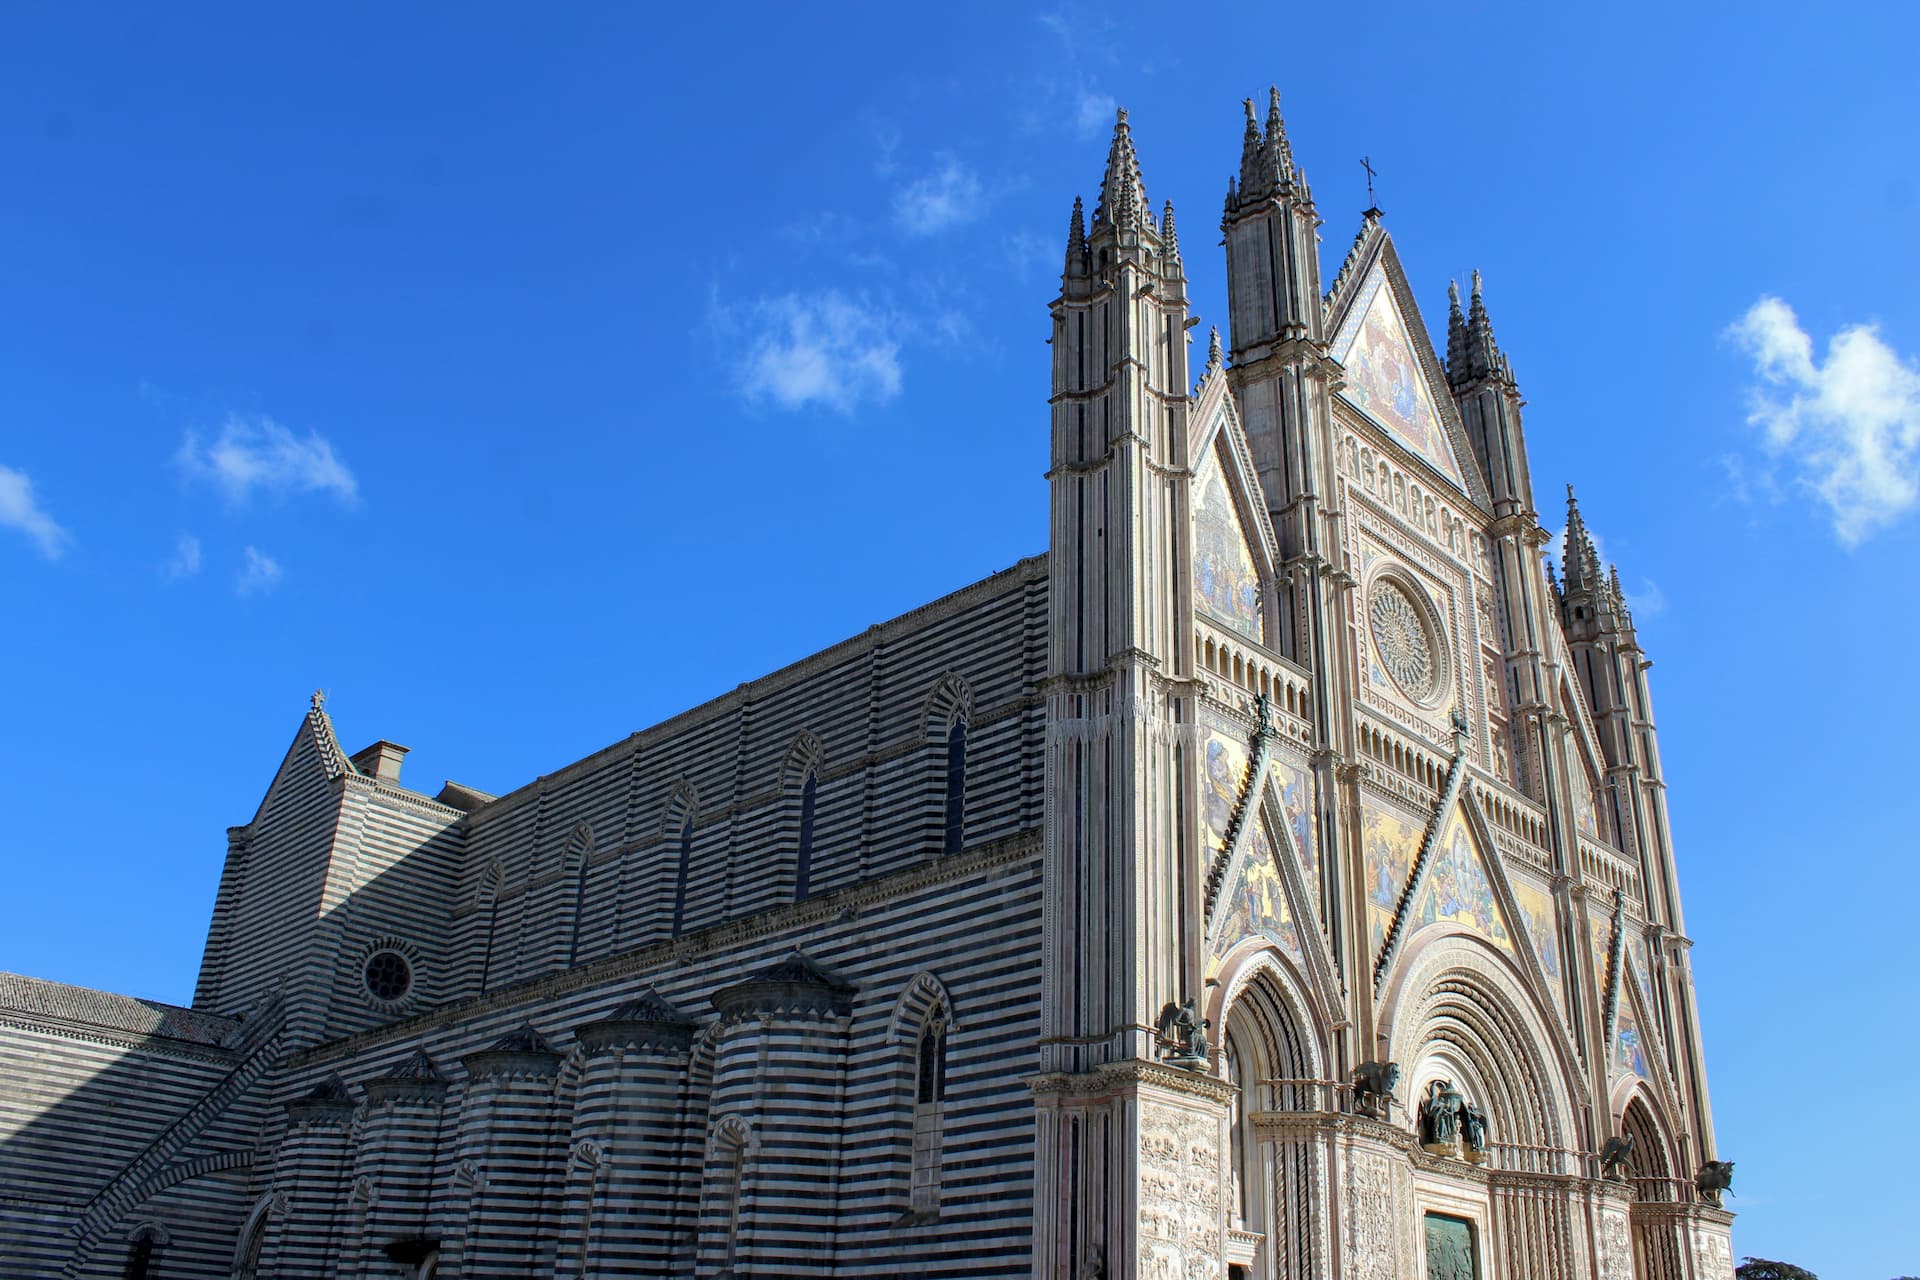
[0,93,1734,1279]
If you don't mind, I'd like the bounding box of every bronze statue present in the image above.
[1696,1159,1734,1206]
[1599,1133,1635,1180]
[1351,1060,1399,1118]
[1419,1079,1463,1153]
[1163,999,1210,1070]
[1459,1100,1489,1163]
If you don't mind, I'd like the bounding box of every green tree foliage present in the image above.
[1735,1260,1818,1280]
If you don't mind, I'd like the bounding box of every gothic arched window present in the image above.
[943,719,966,856]
[670,817,695,939]
[795,770,818,901]
[123,1228,162,1280]
[911,1006,948,1215]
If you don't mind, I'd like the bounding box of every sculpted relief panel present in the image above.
[1345,1148,1408,1280]
[1597,1209,1633,1280]
[1694,1228,1735,1280]
[1139,1097,1224,1280]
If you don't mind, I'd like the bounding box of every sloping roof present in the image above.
[0,972,239,1047]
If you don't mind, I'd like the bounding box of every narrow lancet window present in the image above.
[671,819,694,938]
[911,1007,947,1214]
[943,719,966,856]
[795,770,817,901]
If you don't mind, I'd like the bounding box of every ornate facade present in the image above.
[0,93,1731,1279]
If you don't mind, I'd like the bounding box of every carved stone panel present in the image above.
[1139,1096,1225,1280]
[1597,1209,1633,1280]
[1345,1148,1411,1280]
[1693,1228,1735,1280]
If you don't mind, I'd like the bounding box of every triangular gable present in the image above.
[1209,809,1301,963]
[1557,671,1610,843]
[1329,259,1465,489]
[245,710,349,829]
[1188,378,1281,646]
[1192,446,1267,643]
[1408,812,1515,955]
[1199,706,1256,858]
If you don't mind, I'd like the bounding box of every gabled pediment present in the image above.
[1326,237,1487,509]
[1189,372,1282,646]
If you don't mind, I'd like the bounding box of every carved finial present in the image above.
[1207,326,1223,373]
[1161,200,1180,259]
[1095,107,1146,229]
[310,689,326,713]
[1448,279,1461,310]
[1243,97,1258,130]
[1471,268,1484,298]
[1068,195,1085,254]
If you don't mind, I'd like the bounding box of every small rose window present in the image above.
[364,950,413,1002]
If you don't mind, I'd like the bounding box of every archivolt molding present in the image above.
[1380,934,1581,1154]
[889,971,957,1043]
[1210,943,1329,1085]
[922,672,973,736]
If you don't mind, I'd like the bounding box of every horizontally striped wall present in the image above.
[236,835,1046,1277]
[447,556,1048,1004]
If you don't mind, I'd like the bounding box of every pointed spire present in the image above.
[1265,85,1293,169]
[1459,268,1507,383]
[1446,279,1470,381]
[1231,87,1297,207]
[1563,485,1602,594]
[1068,195,1085,252]
[1094,108,1146,230]
[1161,200,1181,265]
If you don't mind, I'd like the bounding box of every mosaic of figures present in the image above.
[1191,446,1265,643]
[1508,875,1563,1012]
[1411,817,1513,955]
[1568,744,1601,842]
[1202,707,1304,962]
[1363,802,1523,965]
[1214,811,1302,963]
[1331,266,1465,487]
[1138,1099,1224,1280]
[1589,921,1651,1080]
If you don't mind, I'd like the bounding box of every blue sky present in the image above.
[3,4,1914,1272]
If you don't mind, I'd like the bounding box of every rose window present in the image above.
[1369,579,1444,702]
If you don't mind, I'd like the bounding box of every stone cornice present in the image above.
[1028,1058,1236,1106]
[0,1013,242,1067]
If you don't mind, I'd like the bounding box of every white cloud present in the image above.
[163,532,202,580]
[1728,295,1920,546]
[0,464,71,559]
[236,546,282,595]
[1075,91,1118,138]
[731,292,903,415]
[893,155,985,236]
[176,414,358,506]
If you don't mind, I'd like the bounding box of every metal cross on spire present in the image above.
[1361,155,1383,219]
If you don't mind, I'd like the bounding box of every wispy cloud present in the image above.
[176,414,358,506]
[0,464,71,559]
[236,546,282,595]
[163,532,203,580]
[1728,296,1920,546]
[893,155,985,236]
[721,291,903,415]
[1075,91,1118,137]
